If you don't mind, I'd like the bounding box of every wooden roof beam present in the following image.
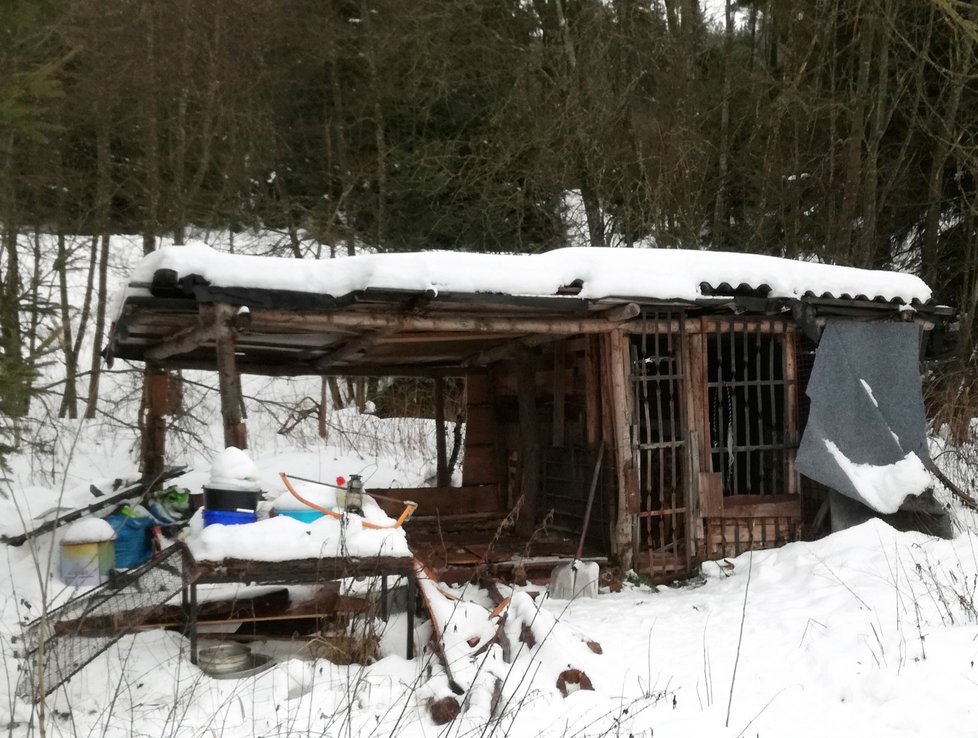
[144,303,238,361]
[246,302,640,335]
[312,330,389,370]
[465,334,555,367]
[153,358,473,378]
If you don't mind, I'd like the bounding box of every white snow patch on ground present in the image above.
[7,516,978,736]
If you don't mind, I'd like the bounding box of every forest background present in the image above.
[2,0,978,462]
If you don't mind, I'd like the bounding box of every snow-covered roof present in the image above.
[125,243,933,306]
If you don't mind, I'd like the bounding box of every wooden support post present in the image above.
[318,377,329,438]
[584,336,602,449]
[213,303,247,449]
[684,323,709,549]
[516,352,539,537]
[606,329,635,570]
[784,331,799,497]
[434,376,449,487]
[552,340,566,447]
[684,324,710,479]
[598,336,618,556]
[143,366,169,478]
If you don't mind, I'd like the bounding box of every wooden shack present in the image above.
[108,246,951,579]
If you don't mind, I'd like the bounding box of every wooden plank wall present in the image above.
[372,485,504,519]
[483,337,619,545]
[462,373,499,487]
[702,515,801,559]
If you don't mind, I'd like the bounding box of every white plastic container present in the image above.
[60,518,116,586]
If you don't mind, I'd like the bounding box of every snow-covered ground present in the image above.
[5,479,978,737]
[1,231,976,736]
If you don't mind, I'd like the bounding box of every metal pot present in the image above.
[202,485,261,513]
[197,643,252,675]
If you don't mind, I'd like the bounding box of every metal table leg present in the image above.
[189,581,199,665]
[405,572,415,660]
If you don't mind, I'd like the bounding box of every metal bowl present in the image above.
[197,643,252,675]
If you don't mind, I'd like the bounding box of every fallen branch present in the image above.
[922,456,978,511]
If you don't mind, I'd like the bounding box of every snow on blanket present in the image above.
[121,242,932,308]
[185,509,410,561]
[824,440,932,514]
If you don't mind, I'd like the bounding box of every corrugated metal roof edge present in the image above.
[143,267,953,317]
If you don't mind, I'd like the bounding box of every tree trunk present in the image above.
[360,1,388,250]
[857,0,892,266]
[579,175,606,248]
[72,234,98,372]
[142,1,160,255]
[56,231,78,418]
[922,11,974,287]
[957,182,978,361]
[171,0,193,245]
[712,0,734,249]
[83,234,110,419]
[328,376,343,410]
[27,228,42,361]
[840,0,875,264]
[84,121,112,419]
[0,144,28,417]
[319,377,329,438]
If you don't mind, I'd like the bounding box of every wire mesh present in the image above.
[15,544,189,701]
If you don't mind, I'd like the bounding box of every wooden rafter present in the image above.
[145,321,220,361]
[244,303,639,335]
[464,334,552,366]
[312,330,390,370]
[154,358,473,377]
[145,303,249,360]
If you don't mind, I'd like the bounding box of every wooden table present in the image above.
[183,555,417,664]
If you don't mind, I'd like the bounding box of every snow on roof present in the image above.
[125,242,933,306]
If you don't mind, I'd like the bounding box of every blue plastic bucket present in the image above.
[107,514,155,568]
[274,508,325,523]
[203,509,257,527]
